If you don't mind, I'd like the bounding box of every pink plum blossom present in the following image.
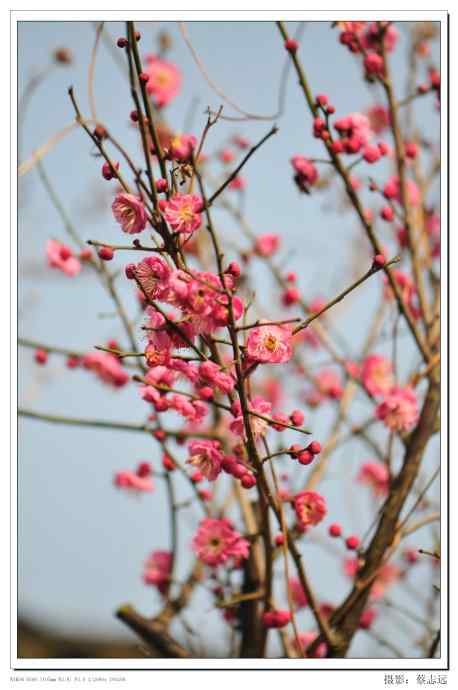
[144,55,182,108]
[186,439,223,481]
[112,192,147,234]
[160,194,203,234]
[192,518,249,567]
[360,354,394,397]
[254,234,280,257]
[376,386,419,432]
[246,324,293,365]
[294,490,327,527]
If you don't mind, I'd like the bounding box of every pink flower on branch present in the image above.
[144,55,182,108]
[186,439,223,481]
[192,518,249,567]
[294,490,327,527]
[246,324,293,365]
[360,354,394,397]
[112,193,147,234]
[160,194,203,235]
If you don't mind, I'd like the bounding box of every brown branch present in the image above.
[116,605,190,658]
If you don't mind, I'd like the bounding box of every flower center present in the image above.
[178,204,194,223]
[264,334,278,352]
[156,70,171,87]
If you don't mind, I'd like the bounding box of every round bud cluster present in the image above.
[221,456,257,490]
[288,440,321,466]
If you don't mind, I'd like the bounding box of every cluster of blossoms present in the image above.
[337,22,399,78]
[82,351,129,388]
[130,256,244,344]
[192,518,250,567]
[32,22,439,658]
[112,190,204,237]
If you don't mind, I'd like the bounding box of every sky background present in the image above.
[18,20,440,658]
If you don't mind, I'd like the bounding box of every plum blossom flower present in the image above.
[360,354,394,397]
[246,324,293,365]
[112,192,147,234]
[192,518,249,567]
[376,386,419,432]
[186,440,223,481]
[144,55,182,108]
[254,233,280,257]
[357,461,390,497]
[160,194,203,234]
[143,550,172,593]
[294,491,327,527]
[135,256,172,301]
[46,240,81,277]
